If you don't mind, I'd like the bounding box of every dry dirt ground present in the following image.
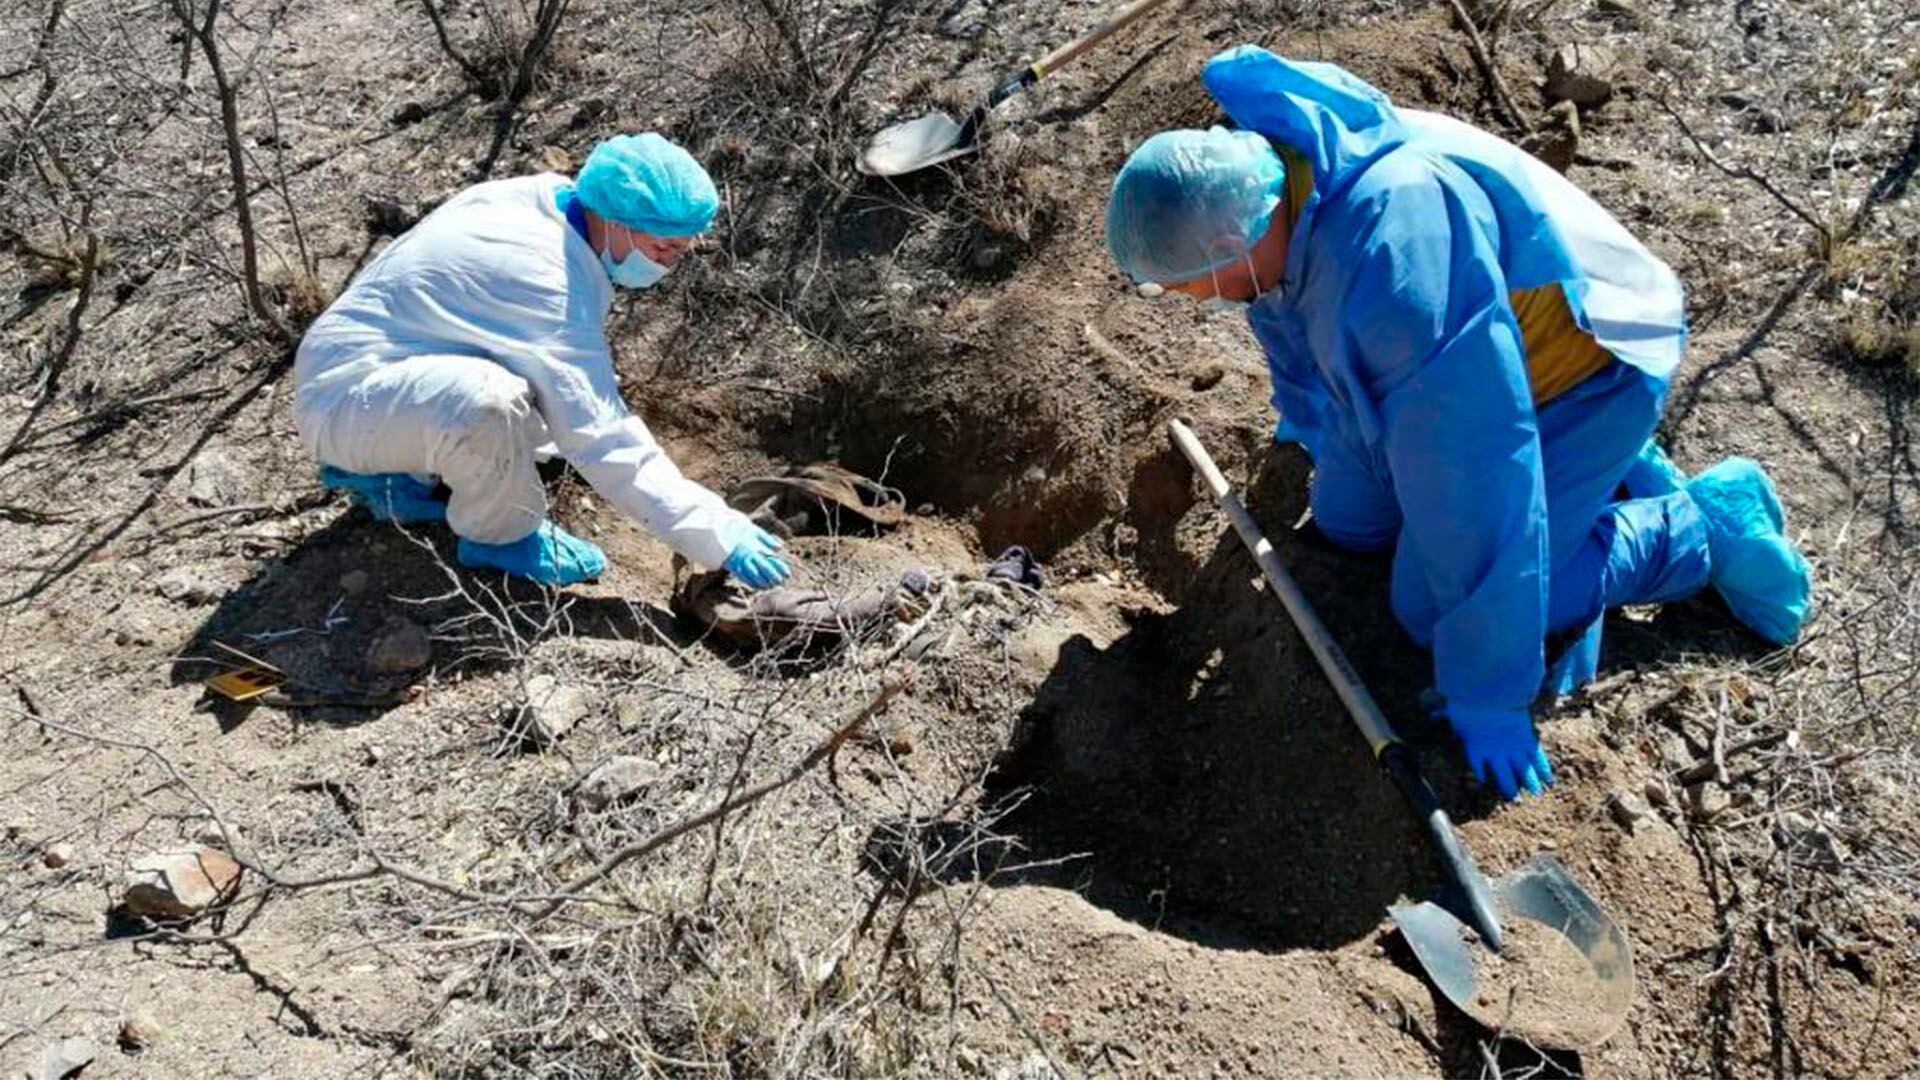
[3,0,1918,1076]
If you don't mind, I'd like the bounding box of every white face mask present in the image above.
[1203,252,1262,313]
[600,245,669,289]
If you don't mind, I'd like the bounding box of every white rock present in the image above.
[119,1008,166,1052]
[575,756,662,811]
[1773,812,1848,872]
[121,845,242,918]
[155,566,222,605]
[509,674,591,747]
[35,1036,96,1080]
[41,842,74,869]
[185,449,249,507]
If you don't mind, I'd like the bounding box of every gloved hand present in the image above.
[722,521,790,590]
[1447,704,1553,801]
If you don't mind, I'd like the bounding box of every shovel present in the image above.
[857,0,1174,177]
[1166,419,1635,1050]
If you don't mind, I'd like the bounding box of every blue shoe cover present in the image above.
[321,466,447,524]
[456,521,607,586]
[1622,441,1687,499]
[1687,459,1811,645]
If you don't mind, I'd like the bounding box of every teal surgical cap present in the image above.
[575,133,719,238]
[1105,127,1286,285]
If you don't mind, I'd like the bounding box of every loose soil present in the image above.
[1464,916,1611,1051]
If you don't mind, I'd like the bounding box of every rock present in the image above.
[339,569,370,595]
[995,1053,1063,1080]
[1189,362,1227,391]
[1686,783,1728,823]
[185,449,248,507]
[121,845,242,919]
[41,842,74,869]
[1521,99,1582,173]
[1545,43,1619,108]
[1774,812,1849,872]
[1606,791,1647,832]
[1593,0,1647,29]
[366,617,432,675]
[1643,777,1673,809]
[574,756,662,811]
[35,1036,95,1080]
[507,674,592,747]
[613,695,648,732]
[119,1009,165,1052]
[155,566,222,606]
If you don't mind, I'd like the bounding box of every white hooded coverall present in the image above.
[294,173,739,569]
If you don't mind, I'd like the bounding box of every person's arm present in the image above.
[519,303,744,571]
[1332,159,1553,798]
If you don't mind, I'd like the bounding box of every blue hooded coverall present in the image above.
[1204,48,1713,779]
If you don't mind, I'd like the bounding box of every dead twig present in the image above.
[525,676,908,920]
[167,0,292,342]
[1657,96,1832,251]
[1,200,98,462]
[1444,0,1533,135]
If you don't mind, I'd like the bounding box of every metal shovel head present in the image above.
[857,111,979,176]
[1390,855,1634,1050]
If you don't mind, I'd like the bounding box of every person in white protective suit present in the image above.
[294,133,788,589]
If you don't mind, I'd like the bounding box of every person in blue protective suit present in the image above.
[295,133,788,590]
[1107,47,1812,800]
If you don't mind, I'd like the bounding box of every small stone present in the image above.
[1189,362,1227,391]
[1521,99,1582,173]
[119,1008,166,1052]
[155,566,222,605]
[996,1053,1063,1080]
[1606,791,1648,831]
[613,695,648,731]
[42,842,74,869]
[575,756,663,811]
[366,617,432,675]
[185,449,248,507]
[339,569,370,595]
[364,743,387,766]
[36,1036,96,1080]
[1643,777,1672,808]
[1686,783,1728,823]
[1545,43,1619,108]
[121,845,242,919]
[956,1045,986,1075]
[508,674,592,747]
[1773,812,1849,872]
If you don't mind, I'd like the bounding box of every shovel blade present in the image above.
[858,111,978,176]
[1391,855,1634,1050]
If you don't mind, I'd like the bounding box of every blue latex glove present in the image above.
[723,523,789,590]
[1448,705,1554,801]
[456,520,606,586]
[320,466,447,524]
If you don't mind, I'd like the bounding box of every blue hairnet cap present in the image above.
[575,133,718,238]
[1106,127,1285,285]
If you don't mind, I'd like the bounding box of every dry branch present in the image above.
[168,0,292,343]
[526,676,908,919]
[1444,0,1533,135]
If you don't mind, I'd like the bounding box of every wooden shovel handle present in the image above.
[1032,0,1176,80]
